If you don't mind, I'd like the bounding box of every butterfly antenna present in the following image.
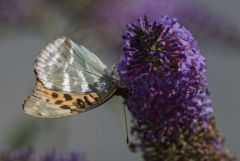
[123,105,129,144]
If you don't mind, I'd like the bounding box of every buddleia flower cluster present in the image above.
[117,16,235,161]
[0,147,87,161]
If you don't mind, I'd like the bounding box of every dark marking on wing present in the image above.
[52,93,58,98]
[84,96,92,105]
[55,100,63,104]
[64,94,72,101]
[76,98,85,109]
[89,94,99,102]
[60,105,71,109]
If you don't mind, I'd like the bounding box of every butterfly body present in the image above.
[23,37,118,118]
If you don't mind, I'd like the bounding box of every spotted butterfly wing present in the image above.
[24,81,116,118]
[35,37,112,92]
[23,37,116,118]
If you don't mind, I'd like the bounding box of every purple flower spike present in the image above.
[117,16,235,161]
[118,16,210,138]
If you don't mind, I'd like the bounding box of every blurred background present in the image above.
[0,0,239,161]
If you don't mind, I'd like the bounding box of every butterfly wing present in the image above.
[24,81,116,118]
[35,37,112,93]
[24,37,117,118]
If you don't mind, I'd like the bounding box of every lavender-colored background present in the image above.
[0,0,239,161]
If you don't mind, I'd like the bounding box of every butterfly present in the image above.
[23,37,123,118]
